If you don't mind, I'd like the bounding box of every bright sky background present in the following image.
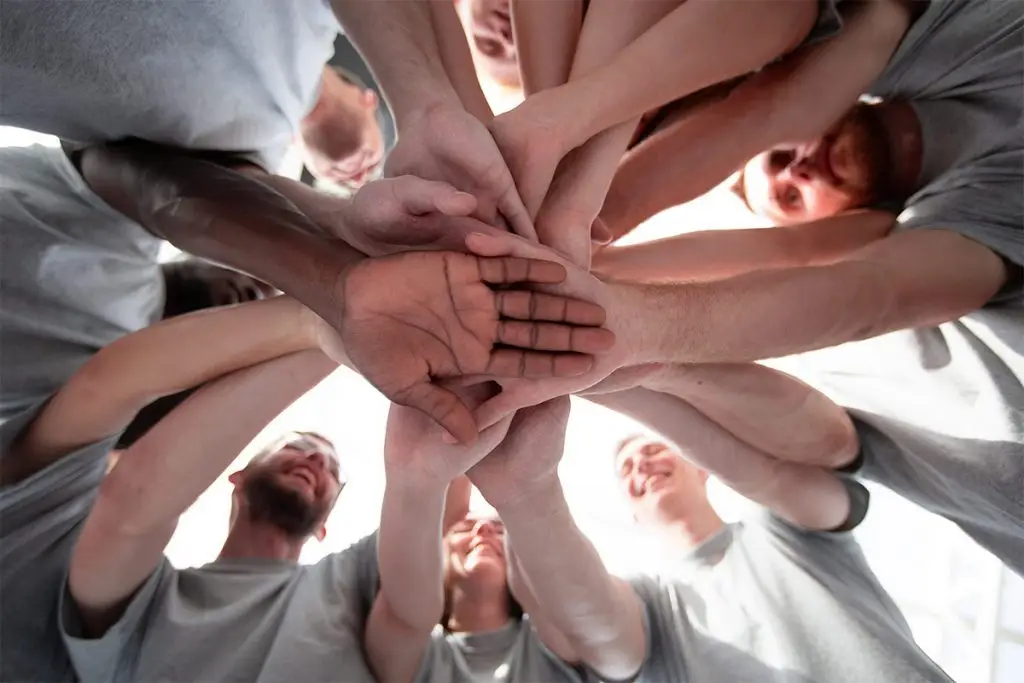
[3,116,1021,682]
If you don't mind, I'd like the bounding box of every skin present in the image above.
[740,102,908,225]
[614,437,724,545]
[299,67,385,188]
[455,0,520,90]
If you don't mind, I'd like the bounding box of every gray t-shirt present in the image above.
[61,534,379,683]
[0,404,115,683]
[783,0,1024,578]
[415,619,585,683]
[0,0,339,171]
[867,0,1023,303]
[630,514,952,682]
[0,144,164,421]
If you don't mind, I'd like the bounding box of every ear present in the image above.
[361,89,379,110]
[227,470,244,486]
[314,524,327,542]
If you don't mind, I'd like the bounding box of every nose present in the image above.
[474,520,499,537]
[782,156,815,183]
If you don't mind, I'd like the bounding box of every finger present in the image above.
[394,177,477,217]
[499,188,538,242]
[477,257,566,285]
[394,382,479,445]
[465,231,551,261]
[486,349,595,378]
[591,217,614,245]
[472,392,527,433]
[496,291,607,325]
[496,321,615,353]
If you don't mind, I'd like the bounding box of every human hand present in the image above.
[383,385,514,489]
[459,231,645,431]
[487,92,569,222]
[340,175,512,256]
[384,103,535,240]
[338,250,615,443]
[467,397,571,509]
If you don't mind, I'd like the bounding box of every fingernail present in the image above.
[442,430,458,444]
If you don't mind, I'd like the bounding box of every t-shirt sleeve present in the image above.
[623,576,681,683]
[59,557,173,683]
[896,144,1024,304]
[0,402,113,556]
[797,0,846,49]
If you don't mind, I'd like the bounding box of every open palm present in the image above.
[339,251,613,443]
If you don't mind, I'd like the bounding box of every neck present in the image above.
[218,518,305,563]
[875,100,923,197]
[655,505,726,551]
[446,585,512,634]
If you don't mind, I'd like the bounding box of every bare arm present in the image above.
[586,387,854,531]
[469,402,646,681]
[622,229,1009,365]
[593,211,895,283]
[6,296,323,484]
[427,0,494,120]
[602,0,913,235]
[551,0,820,151]
[511,0,583,96]
[498,478,646,680]
[79,143,364,326]
[68,349,337,636]
[331,0,463,127]
[365,479,446,683]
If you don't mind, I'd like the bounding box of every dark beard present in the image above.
[242,471,324,538]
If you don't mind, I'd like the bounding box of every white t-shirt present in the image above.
[0,0,340,170]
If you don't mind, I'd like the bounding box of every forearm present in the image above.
[586,388,852,531]
[103,350,336,535]
[68,350,337,634]
[378,479,447,630]
[593,212,895,283]
[643,363,857,468]
[556,0,818,149]
[332,0,461,126]
[428,0,493,120]
[529,0,679,262]
[621,230,1007,364]
[497,478,645,680]
[15,297,319,471]
[511,0,584,95]
[80,143,363,319]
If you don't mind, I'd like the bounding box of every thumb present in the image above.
[395,382,479,446]
[591,217,613,245]
[394,177,477,217]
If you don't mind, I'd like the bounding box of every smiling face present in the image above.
[614,436,710,526]
[231,432,344,540]
[444,513,509,588]
[738,102,893,225]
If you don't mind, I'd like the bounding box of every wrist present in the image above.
[492,476,566,520]
[385,474,450,504]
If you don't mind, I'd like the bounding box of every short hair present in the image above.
[614,433,647,459]
[247,431,336,467]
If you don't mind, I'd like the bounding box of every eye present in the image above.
[781,186,803,211]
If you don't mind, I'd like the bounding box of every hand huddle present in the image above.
[319,99,645,447]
